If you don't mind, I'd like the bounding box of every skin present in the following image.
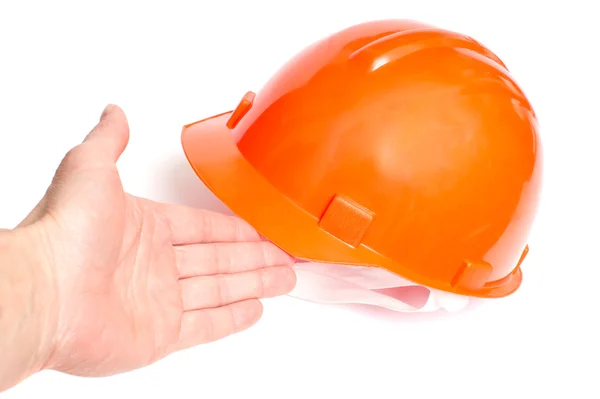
[0,105,297,392]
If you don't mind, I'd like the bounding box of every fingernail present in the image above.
[100,104,116,120]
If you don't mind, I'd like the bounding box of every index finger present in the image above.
[146,199,261,245]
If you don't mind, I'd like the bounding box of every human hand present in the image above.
[15,105,296,377]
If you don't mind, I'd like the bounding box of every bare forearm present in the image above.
[0,228,56,392]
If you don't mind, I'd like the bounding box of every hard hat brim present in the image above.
[181,111,523,299]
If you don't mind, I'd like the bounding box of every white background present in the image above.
[1,0,598,398]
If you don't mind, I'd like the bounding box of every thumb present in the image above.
[16,105,130,228]
[82,104,130,163]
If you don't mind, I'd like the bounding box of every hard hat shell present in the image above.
[181,19,542,298]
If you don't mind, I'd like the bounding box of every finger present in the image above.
[150,200,261,245]
[19,105,129,225]
[175,241,294,278]
[82,104,130,163]
[179,266,296,310]
[176,299,263,350]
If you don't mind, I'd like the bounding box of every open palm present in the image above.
[19,105,296,376]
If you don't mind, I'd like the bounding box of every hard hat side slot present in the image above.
[451,260,493,291]
[318,195,375,248]
[226,91,256,129]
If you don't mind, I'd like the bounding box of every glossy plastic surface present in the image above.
[181,19,542,298]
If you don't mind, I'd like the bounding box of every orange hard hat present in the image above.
[181,19,542,299]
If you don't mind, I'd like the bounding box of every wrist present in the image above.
[0,225,58,391]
